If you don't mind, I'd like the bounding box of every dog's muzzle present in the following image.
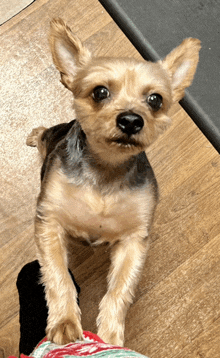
[116,112,144,136]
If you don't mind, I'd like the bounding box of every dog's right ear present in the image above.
[49,18,92,89]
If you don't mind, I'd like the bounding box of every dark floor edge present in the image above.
[99,0,160,62]
[181,94,220,153]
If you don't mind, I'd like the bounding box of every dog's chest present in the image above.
[47,171,150,243]
[62,185,143,243]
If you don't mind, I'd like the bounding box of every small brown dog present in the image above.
[27,18,201,346]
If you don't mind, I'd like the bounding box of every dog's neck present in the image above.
[60,120,156,192]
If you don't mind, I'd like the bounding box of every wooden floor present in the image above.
[1,1,220,357]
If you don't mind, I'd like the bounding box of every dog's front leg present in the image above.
[97,235,149,346]
[35,215,83,344]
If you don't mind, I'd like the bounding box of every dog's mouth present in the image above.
[106,136,143,149]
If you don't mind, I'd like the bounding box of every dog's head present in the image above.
[50,19,201,164]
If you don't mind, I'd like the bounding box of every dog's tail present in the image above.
[26,127,46,147]
[26,126,47,160]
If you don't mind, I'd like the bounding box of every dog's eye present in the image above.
[147,93,163,111]
[92,86,110,102]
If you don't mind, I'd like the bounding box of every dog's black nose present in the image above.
[116,112,144,136]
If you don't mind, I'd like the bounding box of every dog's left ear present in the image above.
[49,18,92,89]
[161,38,201,102]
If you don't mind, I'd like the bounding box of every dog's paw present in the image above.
[47,318,83,345]
[97,324,124,346]
[26,126,46,147]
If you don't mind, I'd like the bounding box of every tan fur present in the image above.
[43,169,155,242]
[27,18,201,346]
[73,59,174,165]
[26,126,47,159]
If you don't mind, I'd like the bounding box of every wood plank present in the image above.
[146,105,218,197]
[0,316,20,358]
[125,235,220,358]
